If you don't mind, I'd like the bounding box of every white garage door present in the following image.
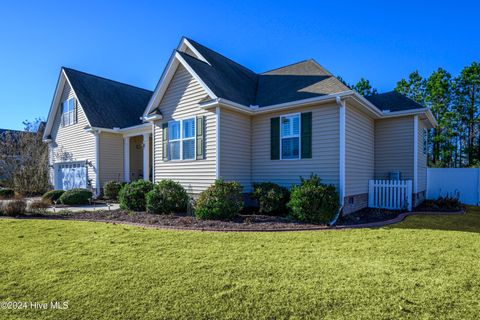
[55,162,87,190]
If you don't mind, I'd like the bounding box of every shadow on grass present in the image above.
[388,206,480,234]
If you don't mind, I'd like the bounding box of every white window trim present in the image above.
[61,98,75,127]
[279,113,301,160]
[168,117,196,161]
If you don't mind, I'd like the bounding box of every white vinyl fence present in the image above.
[427,168,480,205]
[368,180,413,211]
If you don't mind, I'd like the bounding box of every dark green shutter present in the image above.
[60,102,64,127]
[301,112,312,159]
[73,99,78,124]
[162,122,169,161]
[271,117,280,160]
[196,116,205,160]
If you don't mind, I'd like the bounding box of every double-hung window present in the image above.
[168,118,196,160]
[61,98,75,127]
[280,114,300,159]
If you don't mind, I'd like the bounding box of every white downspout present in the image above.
[94,131,101,196]
[413,115,419,196]
[151,123,156,183]
[337,96,346,207]
[216,106,220,179]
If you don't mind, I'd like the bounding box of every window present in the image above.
[423,128,428,155]
[61,98,75,127]
[182,118,195,160]
[168,118,196,160]
[280,114,300,160]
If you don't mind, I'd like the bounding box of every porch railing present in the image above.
[368,180,413,211]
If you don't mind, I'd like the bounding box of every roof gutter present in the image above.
[201,91,437,127]
[142,114,163,122]
[200,91,358,115]
[84,122,152,135]
[382,108,438,127]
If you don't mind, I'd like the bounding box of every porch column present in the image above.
[143,133,150,181]
[124,137,130,182]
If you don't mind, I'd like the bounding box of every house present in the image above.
[43,37,437,213]
[42,68,153,194]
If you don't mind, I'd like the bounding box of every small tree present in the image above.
[0,118,49,195]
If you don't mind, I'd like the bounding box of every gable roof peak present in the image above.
[183,38,258,76]
[261,59,334,76]
[62,67,152,93]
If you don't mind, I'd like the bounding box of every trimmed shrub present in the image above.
[252,182,290,216]
[119,180,154,211]
[103,181,122,201]
[59,188,92,205]
[42,190,65,204]
[195,180,243,220]
[2,200,27,216]
[288,175,339,224]
[146,180,189,214]
[424,195,462,211]
[0,188,15,199]
[28,199,50,214]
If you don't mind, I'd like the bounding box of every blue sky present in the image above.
[0,0,479,130]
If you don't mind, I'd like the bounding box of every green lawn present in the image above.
[0,209,479,320]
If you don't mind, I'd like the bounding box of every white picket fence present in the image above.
[368,180,413,211]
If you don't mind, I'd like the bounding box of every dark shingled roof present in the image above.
[256,60,350,106]
[365,91,425,112]
[0,128,34,142]
[63,68,153,129]
[182,39,426,113]
[182,39,350,107]
[0,128,26,135]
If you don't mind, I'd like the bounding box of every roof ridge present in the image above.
[185,38,258,76]
[261,59,336,77]
[62,67,153,93]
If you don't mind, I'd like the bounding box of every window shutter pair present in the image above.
[270,112,312,160]
[162,116,205,161]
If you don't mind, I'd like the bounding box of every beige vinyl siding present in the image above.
[50,82,97,189]
[417,119,428,192]
[374,116,414,180]
[153,64,216,194]
[252,104,340,188]
[219,108,252,192]
[345,103,374,196]
[99,132,124,185]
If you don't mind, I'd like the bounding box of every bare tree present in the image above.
[0,119,49,195]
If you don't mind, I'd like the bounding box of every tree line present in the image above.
[340,62,480,168]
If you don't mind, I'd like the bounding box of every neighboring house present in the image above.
[43,37,437,213]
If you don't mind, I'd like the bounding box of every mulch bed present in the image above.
[336,207,403,226]
[2,205,465,232]
[14,210,334,231]
[412,202,464,213]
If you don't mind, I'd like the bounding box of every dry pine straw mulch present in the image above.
[51,210,330,231]
[16,208,407,231]
[8,205,463,232]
